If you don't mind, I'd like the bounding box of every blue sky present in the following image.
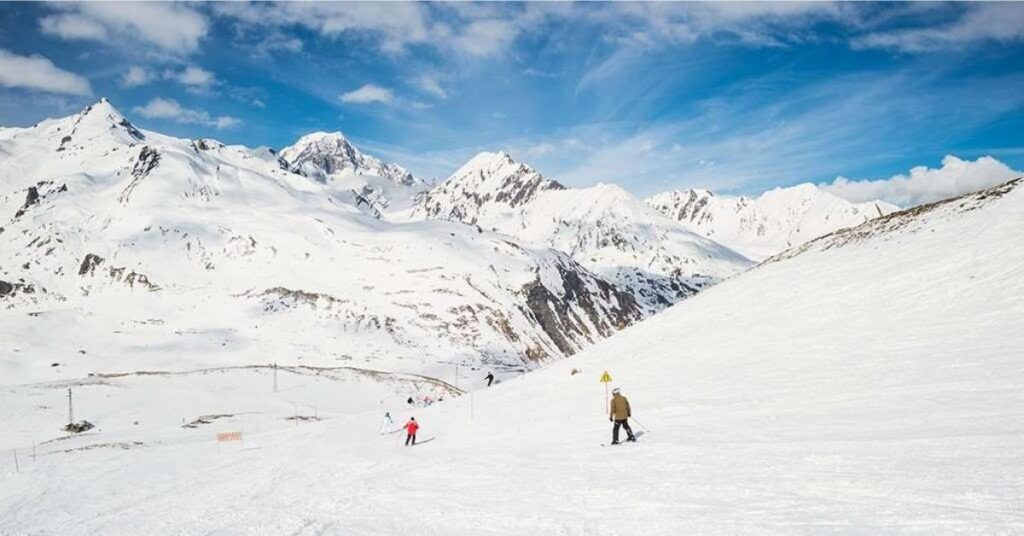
[1,2,1022,202]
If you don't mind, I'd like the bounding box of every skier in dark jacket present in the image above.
[485,372,495,387]
[608,388,636,444]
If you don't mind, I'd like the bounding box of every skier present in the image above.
[407,396,414,406]
[404,417,419,446]
[485,371,495,387]
[608,387,636,444]
[379,411,394,434]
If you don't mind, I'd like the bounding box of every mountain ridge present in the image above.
[646,183,899,259]
[411,151,754,311]
[0,100,648,382]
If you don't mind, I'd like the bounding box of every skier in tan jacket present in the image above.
[609,387,637,444]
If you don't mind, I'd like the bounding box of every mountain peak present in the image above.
[292,131,352,146]
[81,97,123,120]
[459,151,519,172]
[48,98,146,146]
[279,131,418,187]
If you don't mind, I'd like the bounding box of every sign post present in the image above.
[600,371,613,412]
[67,388,74,427]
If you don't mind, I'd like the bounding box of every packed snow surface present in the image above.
[2,178,1021,534]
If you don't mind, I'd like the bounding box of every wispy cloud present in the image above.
[482,68,1024,198]
[0,49,91,96]
[133,97,240,129]
[212,2,570,59]
[853,3,1024,53]
[412,73,448,99]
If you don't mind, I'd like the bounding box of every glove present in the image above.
[609,417,613,422]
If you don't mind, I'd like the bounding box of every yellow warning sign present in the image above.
[599,371,613,383]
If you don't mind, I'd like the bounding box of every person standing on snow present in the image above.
[609,387,636,444]
[404,417,419,446]
[485,372,495,387]
[379,411,394,434]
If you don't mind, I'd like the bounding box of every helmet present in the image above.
[611,387,621,394]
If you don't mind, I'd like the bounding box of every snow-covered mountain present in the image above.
[3,173,1020,534]
[279,131,428,216]
[646,184,899,260]
[413,152,753,309]
[0,100,645,383]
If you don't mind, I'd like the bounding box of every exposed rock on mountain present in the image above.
[0,100,646,380]
[412,152,753,310]
[280,132,427,216]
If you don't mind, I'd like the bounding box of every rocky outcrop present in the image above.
[118,146,160,205]
[414,152,564,223]
[79,253,104,276]
[78,253,158,290]
[280,132,419,187]
[520,261,643,360]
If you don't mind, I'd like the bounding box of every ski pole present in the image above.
[628,417,650,432]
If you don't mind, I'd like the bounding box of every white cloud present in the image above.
[522,142,557,159]
[340,84,394,105]
[252,33,304,59]
[132,97,240,130]
[450,19,520,58]
[821,156,1022,207]
[0,49,92,96]
[39,13,108,41]
[122,65,217,92]
[39,3,208,54]
[167,66,217,89]
[413,73,448,99]
[853,3,1024,53]
[120,66,154,88]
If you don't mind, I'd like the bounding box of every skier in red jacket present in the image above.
[404,417,419,446]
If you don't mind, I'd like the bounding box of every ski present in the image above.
[601,430,645,447]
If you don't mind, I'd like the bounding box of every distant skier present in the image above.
[608,387,636,444]
[379,411,394,434]
[407,396,414,406]
[404,417,419,446]
[485,372,495,386]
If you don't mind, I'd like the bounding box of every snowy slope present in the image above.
[279,131,428,216]
[0,100,645,385]
[2,177,1020,534]
[414,152,753,309]
[647,184,899,260]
